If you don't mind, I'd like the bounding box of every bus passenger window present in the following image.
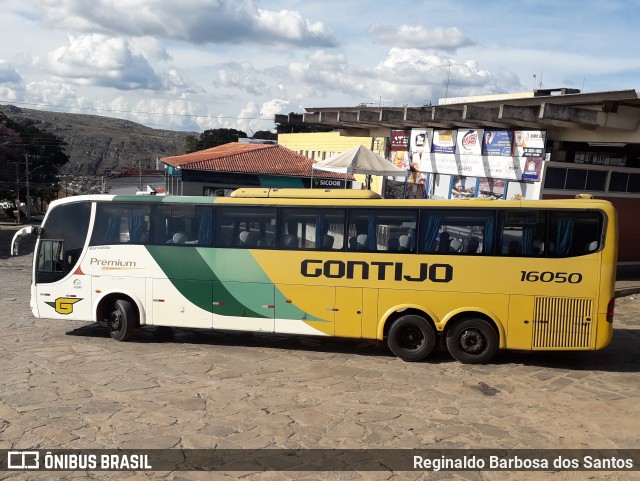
[151,205,213,246]
[279,208,345,250]
[498,211,547,257]
[91,203,150,245]
[215,206,276,249]
[548,210,603,257]
[419,209,493,255]
[347,209,417,252]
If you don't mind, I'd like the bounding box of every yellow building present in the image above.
[278,132,387,193]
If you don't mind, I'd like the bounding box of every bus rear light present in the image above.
[607,298,615,323]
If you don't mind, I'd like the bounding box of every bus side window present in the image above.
[215,207,277,249]
[151,204,212,246]
[498,211,547,257]
[91,203,150,245]
[279,208,345,250]
[348,209,416,252]
[548,210,603,257]
[418,209,492,255]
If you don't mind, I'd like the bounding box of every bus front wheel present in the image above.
[108,299,136,342]
[446,318,498,364]
[388,315,436,362]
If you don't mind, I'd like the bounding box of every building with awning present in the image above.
[160,142,354,197]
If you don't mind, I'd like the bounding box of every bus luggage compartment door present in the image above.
[507,295,534,350]
[151,278,212,329]
[274,284,334,336]
[212,281,275,333]
[334,287,362,338]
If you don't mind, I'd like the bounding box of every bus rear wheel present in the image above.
[388,315,436,362]
[446,318,498,364]
[108,299,136,342]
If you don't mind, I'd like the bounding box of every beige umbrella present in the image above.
[312,145,406,188]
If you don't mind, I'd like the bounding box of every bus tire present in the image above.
[446,318,498,364]
[108,299,136,342]
[387,315,436,362]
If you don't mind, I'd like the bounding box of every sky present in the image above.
[0,0,639,135]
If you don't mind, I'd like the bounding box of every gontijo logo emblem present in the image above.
[45,297,82,315]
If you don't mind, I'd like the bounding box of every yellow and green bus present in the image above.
[11,188,617,364]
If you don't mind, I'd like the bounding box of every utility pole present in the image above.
[25,154,31,222]
[15,161,20,224]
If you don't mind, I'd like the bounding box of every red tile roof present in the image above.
[161,143,352,179]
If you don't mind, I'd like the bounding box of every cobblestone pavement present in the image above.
[0,226,639,481]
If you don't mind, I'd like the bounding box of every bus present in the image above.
[11,188,617,364]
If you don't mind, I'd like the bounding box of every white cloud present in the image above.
[369,24,475,51]
[117,97,209,131]
[260,98,289,119]
[35,0,338,47]
[24,79,84,108]
[213,62,267,95]
[281,47,518,109]
[370,49,506,102]
[235,101,260,132]
[42,34,164,90]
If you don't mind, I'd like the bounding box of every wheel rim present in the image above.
[398,326,425,352]
[458,328,486,354]
[109,309,122,331]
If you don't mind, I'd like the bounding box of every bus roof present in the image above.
[230,188,382,199]
[43,191,615,213]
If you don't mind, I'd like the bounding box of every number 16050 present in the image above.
[520,271,583,283]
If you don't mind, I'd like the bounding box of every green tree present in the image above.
[0,112,68,210]
[252,130,277,141]
[184,134,199,153]
[186,128,248,153]
[0,121,26,204]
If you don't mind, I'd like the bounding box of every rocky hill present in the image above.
[0,105,195,176]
